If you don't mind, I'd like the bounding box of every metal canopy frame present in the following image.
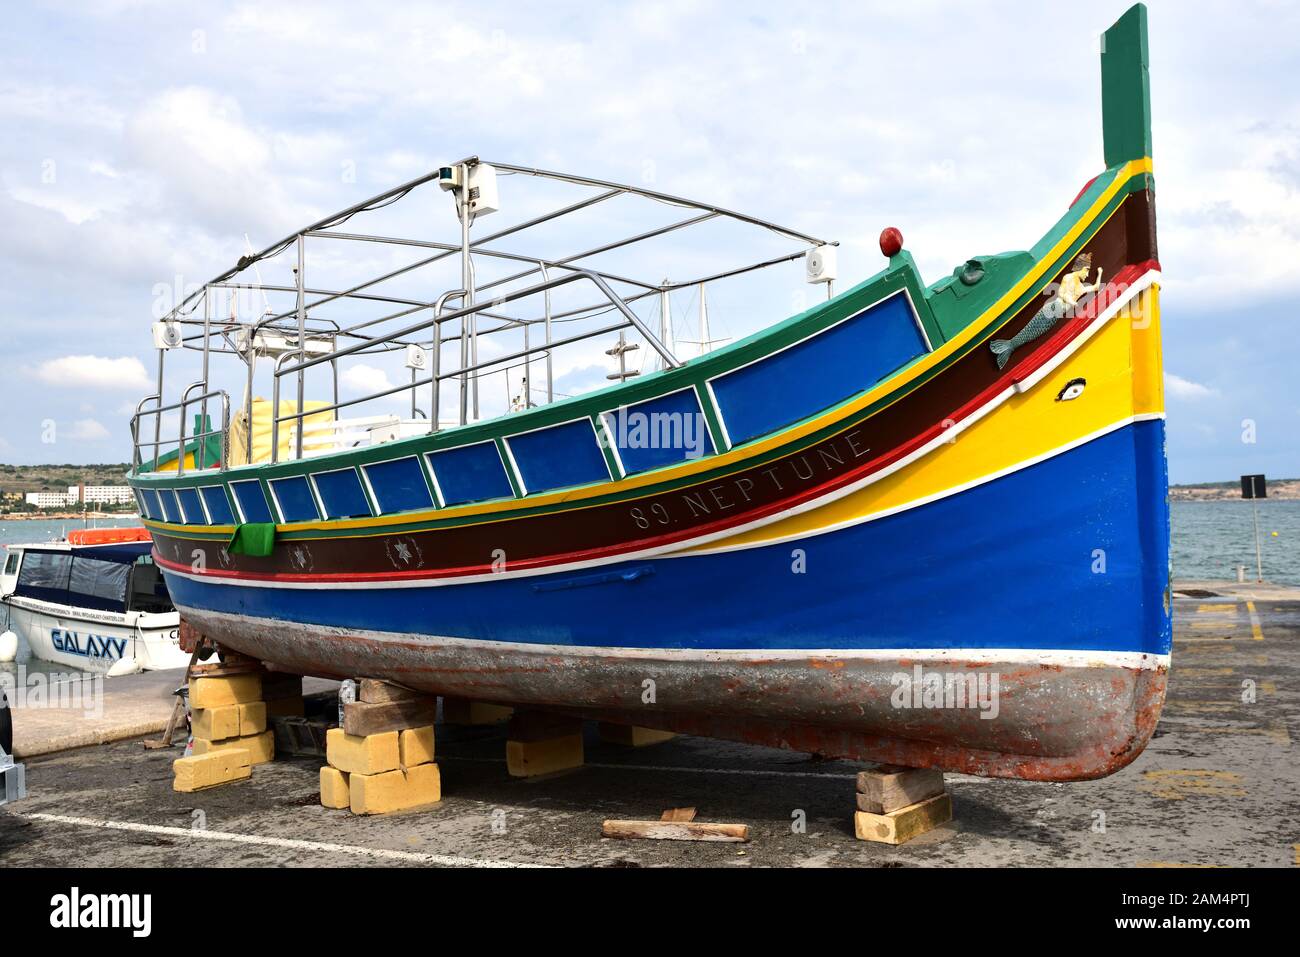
[133,157,836,474]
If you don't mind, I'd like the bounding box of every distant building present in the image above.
[67,485,135,506]
[26,491,73,508]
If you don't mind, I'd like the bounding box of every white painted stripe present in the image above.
[174,609,1172,671]
[164,271,1161,593]
[19,812,548,868]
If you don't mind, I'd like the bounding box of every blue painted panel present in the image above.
[426,442,513,506]
[230,480,274,525]
[164,422,1171,656]
[269,476,320,523]
[200,486,235,526]
[711,294,927,447]
[140,489,163,521]
[313,468,372,519]
[364,457,434,514]
[158,490,180,524]
[508,420,609,494]
[604,389,715,475]
[176,487,204,525]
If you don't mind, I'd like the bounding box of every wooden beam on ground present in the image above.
[602,819,749,843]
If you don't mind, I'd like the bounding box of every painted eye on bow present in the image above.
[1057,378,1087,402]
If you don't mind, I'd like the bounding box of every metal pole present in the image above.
[295,234,306,460]
[199,286,211,469]
[659,282,671,372]
[458,165,476,424]
[542,264,553,403]
[1252,499,1264,583]
[153,349,164,472]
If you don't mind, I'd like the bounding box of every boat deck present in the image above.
[2,589,1296,867]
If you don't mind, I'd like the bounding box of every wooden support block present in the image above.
[325,728,400,775]
[441,697,513,725]
[173,749,251,792]
[349,763,442,815]
[855,765,946,814]
[399,726,436,767]
[260,673,304,701]
[320,766,350,809]
[854,793,952,845]
[342,698,437,737]
[193,729,276,765]
[598,723,676,748]
[506,734,583,778]
[602,820,749,842]
[661,807,697,822]
[266,697,305,718]
[189,673,262,709]
[192,705,241,741]
[238,701,267,736]
[506,710,583,743]
[360,679,423,704]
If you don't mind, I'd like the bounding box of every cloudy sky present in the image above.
[1,0,1297,483]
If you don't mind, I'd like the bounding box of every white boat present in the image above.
[1,528,187,675]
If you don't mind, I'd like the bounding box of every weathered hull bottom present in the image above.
[183,608,1166,781]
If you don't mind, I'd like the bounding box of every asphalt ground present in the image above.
[2,594,1296,867]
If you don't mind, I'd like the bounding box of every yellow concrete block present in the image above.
[189,673,262,709]
[399,726,436,767]
[326,728,399,775]
[349,763,442,815]
[442,698,513,725]
[598,723,676,748]
[173,749,251,792]
[320,766,350,809]
[192,705,241,741]
[854,793,953,845]
[192,729,275,765]
[265,697,305,718]
[238,701,267,735]
[506,733,583,778]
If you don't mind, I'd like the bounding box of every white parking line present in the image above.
[19,812,549,868]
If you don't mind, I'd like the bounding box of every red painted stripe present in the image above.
[164,261,1158,587]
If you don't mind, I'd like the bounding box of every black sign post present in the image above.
[1241,474,1266,583]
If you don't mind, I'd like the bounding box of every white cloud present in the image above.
[1165,372,1220,400]
[341,364,395,394]
[35,355,151,391]
[66,418,112,441]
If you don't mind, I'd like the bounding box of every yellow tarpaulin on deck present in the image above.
[228,398,335,466]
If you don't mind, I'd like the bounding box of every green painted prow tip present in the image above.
[1101,3,1152,168]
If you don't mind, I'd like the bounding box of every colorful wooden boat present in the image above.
[126,6,1167,780]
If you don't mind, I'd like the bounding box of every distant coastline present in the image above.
[1171,479,1300,501]
[0,511,138,521]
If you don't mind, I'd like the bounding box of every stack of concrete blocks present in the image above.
[440,696,513,726]
[261,672,306,718]
[853,765,952,845]
[173,671,274,792]
[321,680,441,814]
[597,722,676,748]
[505,711,585,778]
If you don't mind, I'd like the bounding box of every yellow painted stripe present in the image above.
[1246,601,1264,640]
[686,285,1161,553]
[144,159,1155,539]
